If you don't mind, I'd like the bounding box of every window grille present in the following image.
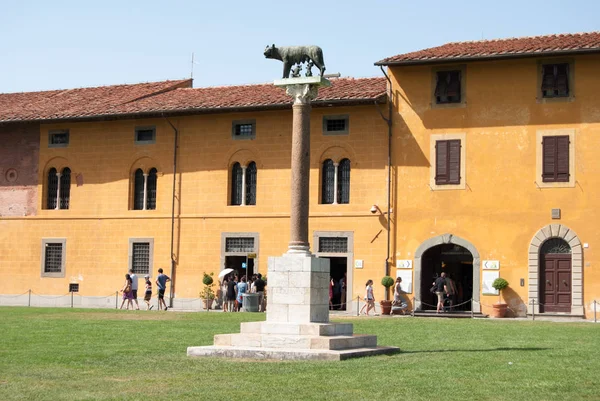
[132,242,151,274]
[541,238,571,254]
[321,159,335,204]
[246,162,257,206]
[225,237,255,253]
[69,283,79,292]
[319,237,348,253]
[47,168,58,209]
[231,163,243,205]
[435,70,461,104]
[232,120,256,140]
[60,168,71,209]
[147,168,157,210]
[338,159,350,204]
[44,243,63,273]
[49,131,69,147]
[542,63,569,98]
[133,169,144,210]
[135,127,156,144]
[326,119,346,132]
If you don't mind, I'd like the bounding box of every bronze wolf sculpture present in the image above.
[264,44,326,78]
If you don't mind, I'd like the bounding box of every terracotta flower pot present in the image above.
[490,303,508,318]
[203,298,214,310]
[380,300,392,315]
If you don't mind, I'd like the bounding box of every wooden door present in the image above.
[540,254,571,313]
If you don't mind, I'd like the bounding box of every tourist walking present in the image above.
[236,276,248,312]
[119,273,134,310]
[156,268,171,311]
[143,274,153,310]
[128,269,140,310]
[359,279,375,316]
[433,272,447,313]
[392,277,409,315]
[254,273,266,312]
[226,275,237,312]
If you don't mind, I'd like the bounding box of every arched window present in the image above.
[59,168,71,209]
[338,159,350,204]
[147,168,157,210]
[133,168,157,210]
[231,162,243,206]
[46,167,71,210]
[133,169,145,210]
[47,168,58,209]
[245,162,257,206]
[541,238,571,254]
[321,159,335,204]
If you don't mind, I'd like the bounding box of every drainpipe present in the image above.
[379,66,393,300]
[164,115,179,307]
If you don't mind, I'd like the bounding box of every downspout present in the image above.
[164,115,179,307]
[379,66,393,300]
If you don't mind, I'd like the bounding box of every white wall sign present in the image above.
[395,270,413,294]
[482,260,500,270]
[396,259,412,269]
[354,259,363,269]
[482,270,500,295]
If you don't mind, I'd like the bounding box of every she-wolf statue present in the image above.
[264,44,326,79]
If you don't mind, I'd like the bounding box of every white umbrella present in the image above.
[218,268,234,279]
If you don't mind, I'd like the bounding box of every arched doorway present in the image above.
[414,234,481,313]
[539,238,571,313]
[420,244,473,311]
[528,224,583,315]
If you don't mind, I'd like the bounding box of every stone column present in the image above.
[55,172,62,210]
[142,173,149,211]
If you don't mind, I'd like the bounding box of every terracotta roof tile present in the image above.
[0,77,386,123]
[376,32,600,65]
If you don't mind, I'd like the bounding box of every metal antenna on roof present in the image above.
[191,53,194,80]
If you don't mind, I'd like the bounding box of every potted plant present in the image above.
[490,277,509,318]
[380,276,395,315]
[200,272,216,310]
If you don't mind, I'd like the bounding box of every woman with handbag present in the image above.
[119,273,134,310]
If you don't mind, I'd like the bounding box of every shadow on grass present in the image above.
[400,347,550,354]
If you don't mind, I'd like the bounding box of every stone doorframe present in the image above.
[528,224,583,315]
[313,231,354,311]
[414,233,481,313]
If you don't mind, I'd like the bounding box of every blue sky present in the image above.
[0,0,598,93]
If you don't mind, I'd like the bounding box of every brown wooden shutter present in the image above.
[555,64,569,95]
[448,140,461,184]
[542,136,557,182]
[446,71,461,97]
[541,65,555,92]
[435,140,448,184]
[556,135,570,182]
[434,72,446,97]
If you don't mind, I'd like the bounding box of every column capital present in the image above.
[274,77,330,105]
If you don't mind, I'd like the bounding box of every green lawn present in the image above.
[0,308,598,401]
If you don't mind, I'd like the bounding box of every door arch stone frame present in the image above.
[414,233,481,313]
[528,224,583,315]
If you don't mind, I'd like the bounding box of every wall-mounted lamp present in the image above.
[370,205,392,215]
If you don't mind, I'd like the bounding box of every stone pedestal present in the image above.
[187,77,398,361]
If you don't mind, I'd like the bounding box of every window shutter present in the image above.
[133,169,144,210]
[231,163,242,205]
[542,137,557,182]
[446,71,461,97]
[59,168,71,209]
[321,159,335,204]
[448,140,461,184]
[556,136,570,182]
[434,72,445,97]
[555,64,569,96]
[541,65,556,92]
[47,168,58,209]
[146,168,157,210]
[338,159,351,204]
[245,162,257,206]
[435,141,449,184]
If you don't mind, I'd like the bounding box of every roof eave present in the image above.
[0,95,387,125]
[375,48,600,66]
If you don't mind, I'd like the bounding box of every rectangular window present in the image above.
[49,130,69,148]
[135,126,156,144]
[435,70,461,104]
[232,120,256,140]
[318,237,348,253]
[323,115,349,135]
[541,63,570,98]
[435,140,461,185]
[41,238,66,278]
[225,237,255,253]
[128,238,154,275]
[542,136,570,182]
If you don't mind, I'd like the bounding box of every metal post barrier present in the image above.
[411,297,415,317]
[471,303,474,319]
[356,296,360,316]
[70,291,73,308]
[594,300,597,323]
[115,291,119,309]
[28,289,31,307]
[531,299,535,321]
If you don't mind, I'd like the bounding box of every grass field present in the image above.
[0,307,599,401]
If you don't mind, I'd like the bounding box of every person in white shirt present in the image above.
[128,269,140,310]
